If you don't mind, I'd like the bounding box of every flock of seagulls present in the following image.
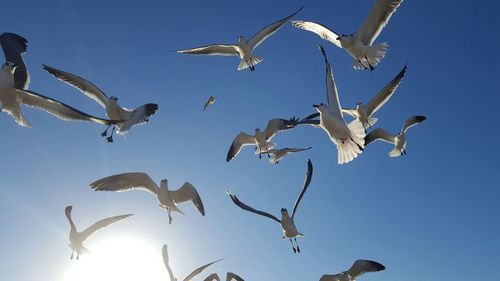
[2,0,428,279]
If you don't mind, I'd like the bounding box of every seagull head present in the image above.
[110,96,118,101]
[65,206,73,216]
[254,128,261,133]
[238,35,245,42]
[280,208,289,214]
[312,103,326,112]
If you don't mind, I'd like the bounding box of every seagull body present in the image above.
[260,147,312,164]
[177,7,303,71]
[203,96,216,111]
[162,244,222,281]
[204,272,245,281]
[365,115,426,157]
[292,0,404,70]
[65,206,132,260]
[42,64,158,142]
[90,172,205,224]
[342,65,407,130]
[313,45,365,164]
[320,259,386,281]
[227,159,313,253]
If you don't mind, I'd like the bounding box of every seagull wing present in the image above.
[0,32,29,89]
[80,213,133,242]
[170,182,205,216]
[341,108,358,118]
[90,172,160,195]
[177,45,240,56]
[248,6,303,49]
[346,259,386,278]
[286,147,312,153]
[291,21,341,48]
[291,159,313,219]
[262,117,298,141]
[184,259,223,281]
[357,0,404,45]
[203,273,220,281]
[364,128,395,145]
[318,45,343,118]
[226,272,245,281]
[227,192,281,223]
[401,115,426,133]
[16,89,115,125]
[226,132,257,162]
[162,245,177,281]
[365,64,406,116]
[42,64,110,108]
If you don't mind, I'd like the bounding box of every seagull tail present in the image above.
[389,147,402,157]
[352,42,388,70]
[367,117,378,128]
[238,56,264,70]
[254,142,277,154]
[337,119,366,164]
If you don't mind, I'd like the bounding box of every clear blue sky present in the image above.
[1,0,499,280]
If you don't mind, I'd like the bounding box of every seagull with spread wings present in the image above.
[90,172,205,224]
[259,147,312,164]
[177,7,303,71]
[203,272,245,281]
[311,45,365,164]
[320,259,386,281]
[203,96,216,111]
[227,159,313,253]
[292,0,404,70]
[162,244,223,281]
[42,64,158,143]
[365,115,426,157]
[65,206,132,260]
[0,33,119,128]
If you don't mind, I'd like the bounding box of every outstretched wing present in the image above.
[357,0,404,45]
[291,21,342,48]
[226,132,257,162]
[177,45,240,56]
[227,191,281,223]
[364,128,395,145]
[402,115,426,133]
[248,6,303,49]
[262,117,298,141]
[203,273,220,281]
[170,182,205,216]
[0,32,29,89]
[42,64,110,108]
[346,259,386,278]
[184,259,223,281]
[80,213,133,241]
[16,89,115,125]
[286,147,312,153]
[226,272,245,281]
[90,172,160,195]
[318,45,343,118]
[365,64,406,116]
[291,159,313,219]
[162,245,177,281]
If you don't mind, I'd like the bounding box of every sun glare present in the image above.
[62,236,166,281]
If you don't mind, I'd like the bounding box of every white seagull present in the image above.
[259,146,312,164]
[292,0,404,70]
[0,32,29,89]
[365,115,426,157]
[204,272,245,281]
[319,259,386,281]
[312,45,365,164]
[227,159,313,253]
[342,64,407,130]
[65,206,132,260]
[42,64,158,142]
[177,7,303,71]
[90,172,205,224]
[162,244,223,281]
[203,96,216,111]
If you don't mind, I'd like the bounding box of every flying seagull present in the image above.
[292,0,404,70]
[65,206,132,260]
[162,244,223,281]
[227,159,313,253]
[0,32,29,89]
[177,7,303,71]
[364,115,426,157]
[203,272,245,281]
[312,45,365,164]
[42,64,158,142]
[259,147,312,164]
[226,117,315,162]
[203,96,216,111]
[90,172,205,224]
[320,259,386,281]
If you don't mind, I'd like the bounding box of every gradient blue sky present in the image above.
[1,0,499,280]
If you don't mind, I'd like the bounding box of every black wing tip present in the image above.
[367,260,386,271]
[144,103,159,116]
[1,32,29,53]
[414,115,427,122]
[307,158,313,173]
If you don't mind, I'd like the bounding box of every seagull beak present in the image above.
[312,104,319,108]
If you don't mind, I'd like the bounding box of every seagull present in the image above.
[203,272,245,281]
[90,172,205,224]
[42,64,159,142]
[226,117,314,162]
[319,259,386,281]
[203,96,216,111]
[342,64,407,131]
[177,7,303,71]
[65,206,132,260]
[162,244,223,281]
[227,159,313,253]
[312,45,365,164]
[364,115,426,157]
[292,0,404,70]
[259,147,312,164]
[0,32,29,89]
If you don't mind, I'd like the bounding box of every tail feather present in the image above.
[389,147,402,157]
[254,142,277,154]
[352,42,388,70]
[238,56,264,70]
[337,119,366,164]
[367,117,378,128]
